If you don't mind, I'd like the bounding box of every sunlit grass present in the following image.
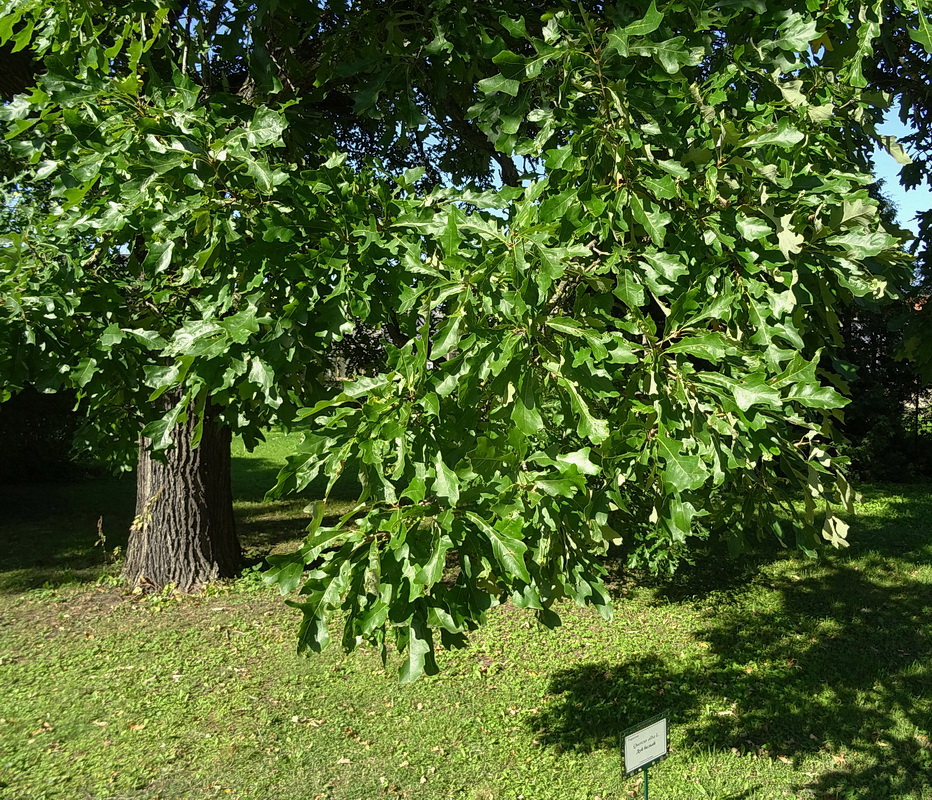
[1,447,931,799]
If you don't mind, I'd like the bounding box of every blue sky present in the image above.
[874,115,930,237]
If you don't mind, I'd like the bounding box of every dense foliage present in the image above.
[0,388,83,481]
[1,0,929,678]
[839,1,932,476]
[838,299,932,479]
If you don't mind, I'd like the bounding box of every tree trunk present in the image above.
[123,404,241,592]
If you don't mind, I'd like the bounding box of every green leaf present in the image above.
[477,75,520,97]
[296,605,331,653]
[433,451,460,506]
[821,512,850,549]
[827,230,897,260]
[440,210,461,256]
[733,376,782,411]
[34,160,57,180]
[512,374,544,434]
[656,159,689,179]
[877,135,913,165]
[74,357,97,388]
[629,195,669,246]
[736,215,772,242]
[624,1,663,36]
[807,104,836,122]
[605,29,629,57]
[667,333,735,361]
[773,352,817,387]
[775,12,821,50]
[775,78,808,107]
[140,401,185,452]
[784,383,847,409]
[147,241,175,273]
[643,250,688,283]
[555,448,600,475]
[430,315,463,361]
[742,119,806,149]
[557,376,609,444]
[546,317,585,337]
[849,19,881,87]
[535,478,579,497]
[666,497,697,542]
[399,615,438,683]
[99,325,124,347]
[466,512,530,583]
[248,357,275,395]
[614,270,646,308]
[910,13,932,52]
[656,434,706,492]
[244,158,274,193]
[323,152,347,168]
[776,214,804,259]
[535,243,567,291]
[632,36,693,74]
[264,554,305,594]
[415,534,451,586]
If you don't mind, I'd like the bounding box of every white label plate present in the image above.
[624,717,667,773]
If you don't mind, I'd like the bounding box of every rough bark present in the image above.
[123,404,240,592]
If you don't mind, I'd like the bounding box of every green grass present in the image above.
[1,441,931,799]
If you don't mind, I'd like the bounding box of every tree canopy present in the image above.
[1,0,929,679]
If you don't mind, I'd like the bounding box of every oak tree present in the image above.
[0,0,525,589]
[1,0,929,678]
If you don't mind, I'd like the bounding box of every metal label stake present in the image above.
[621,712,668,798]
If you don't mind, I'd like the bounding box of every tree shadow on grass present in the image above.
[529,497,932,798]
[0,478,135,592]
[0,453,361,592]
[232,455,361,560]
[231,453,362,504]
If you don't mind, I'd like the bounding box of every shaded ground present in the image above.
[530,486,932,799]
[0,431,357,591]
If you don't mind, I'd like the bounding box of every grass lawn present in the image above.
[1,434,931,800]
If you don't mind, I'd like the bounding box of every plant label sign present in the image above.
[622,713,668,774]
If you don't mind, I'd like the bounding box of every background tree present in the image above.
[838,295,932,479]
[870,0,932,283]
[834,0,932,477]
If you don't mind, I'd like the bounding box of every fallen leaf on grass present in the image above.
[715,702,738,717]
[128,722,146,731]
[336,757,352,765]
